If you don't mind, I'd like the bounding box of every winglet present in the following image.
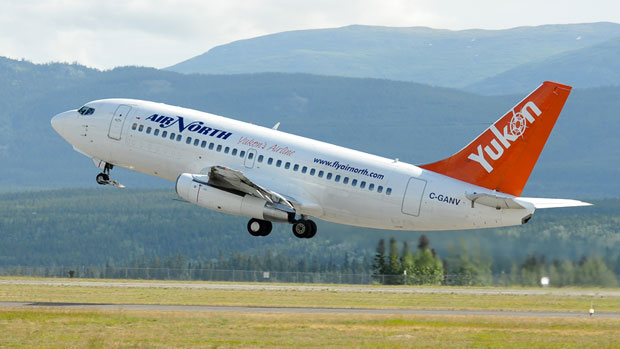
[420,81,572,196]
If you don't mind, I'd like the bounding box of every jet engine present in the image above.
[175,173,294,223]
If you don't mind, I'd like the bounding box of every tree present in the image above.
[372,238,387,278]
[388,237,402,275]
[406,235,443,285]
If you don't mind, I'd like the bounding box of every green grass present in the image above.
[1,309,619,348]
[1,278,620,314]
[2,278,620,347]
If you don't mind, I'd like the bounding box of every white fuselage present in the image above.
[51,99,535,231]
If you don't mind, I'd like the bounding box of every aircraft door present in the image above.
[401,177,427,216]
[244,149,257,168]
[108,105,132,140]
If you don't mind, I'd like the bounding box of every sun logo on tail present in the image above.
[509,111,527,137]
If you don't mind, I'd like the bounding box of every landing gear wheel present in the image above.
[247,218,272,237]
[96,173,109,185]
[292,219,317,239]
[306,220,317,239]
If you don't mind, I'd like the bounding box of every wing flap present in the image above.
[205,166,295,210]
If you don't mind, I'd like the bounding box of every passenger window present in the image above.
[318,170,324,178]
[162,131,167,138]
[138,125,144,132]
[310,169,315,176]
[170,132,175,140]
[343,177,349,184]
[131,123,137,130]
[216,145,222,152]
[360,181,366,189]
[386,188,392,195]
[240,151,246,157]
[302,166,307,174]
[186,137,192,144]
[146,127,151,134]
[258,155,264,162]
[176,134,182,142]
[201,140,207,148]
[326,173,332,180]
[352,179,358,187]
[154,129,159,136]
[293,164,299,171]
[285,162,291,169]
[248,152,254,159]
[276,160,282,167]
[194,139,200,146]
[232,148,237,155]
[225,147,230,154]
[369,183,375,191]
[209,143,214,150]
[377,186,383,193]
[268,157,274,165]
[335,175,341,182]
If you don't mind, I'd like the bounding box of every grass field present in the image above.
[1,278,620,347]
[1,309,619,347]
[1,278,619,313]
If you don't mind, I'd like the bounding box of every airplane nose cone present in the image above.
[50,111,73,137]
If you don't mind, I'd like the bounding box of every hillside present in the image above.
[0,189,618,274]
[467,37,620,94]
[167,23,620,88]
[0,57,618,197]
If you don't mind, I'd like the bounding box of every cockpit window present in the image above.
[77,106,95,115]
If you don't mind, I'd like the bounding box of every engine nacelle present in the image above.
[175,173,293,223]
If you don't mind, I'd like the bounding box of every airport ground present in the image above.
[1,278,620,347]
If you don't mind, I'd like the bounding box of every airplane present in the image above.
[51,81,590,239]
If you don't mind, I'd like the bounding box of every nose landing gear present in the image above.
[96,163,125,188]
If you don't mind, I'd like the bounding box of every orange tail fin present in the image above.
[420,81,572,197]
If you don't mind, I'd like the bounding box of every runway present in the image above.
[1,301,618,319]
[2,279,620,297]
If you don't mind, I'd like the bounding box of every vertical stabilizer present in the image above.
[420,81,572,196]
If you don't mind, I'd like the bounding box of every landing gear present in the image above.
[95,163,125,188]
[96,173,109,185]
[247,218,272,237]
[292,219,317,239]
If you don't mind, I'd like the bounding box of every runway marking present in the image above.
[1,279,620,297]
[1,301,619,319]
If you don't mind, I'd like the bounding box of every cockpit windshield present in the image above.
[77,106,95,115]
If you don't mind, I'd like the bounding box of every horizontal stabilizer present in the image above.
[515,197,592,209]
[466,192,525,209]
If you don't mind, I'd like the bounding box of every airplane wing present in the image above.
[193,166,295,210]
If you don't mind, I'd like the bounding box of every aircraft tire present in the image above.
[292,220,309,238]
[292,220,317,239]
[96,173,109,185]
[305,220,317,238]
[247,218,272,237]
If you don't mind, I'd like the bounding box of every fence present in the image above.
[0,265,517,286]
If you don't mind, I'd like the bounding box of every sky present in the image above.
[0,0,619,70]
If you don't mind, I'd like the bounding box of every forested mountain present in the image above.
[167,22,620,90]
[466,37,620,94]
[0,57,618,197]
[1,189,618,277]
